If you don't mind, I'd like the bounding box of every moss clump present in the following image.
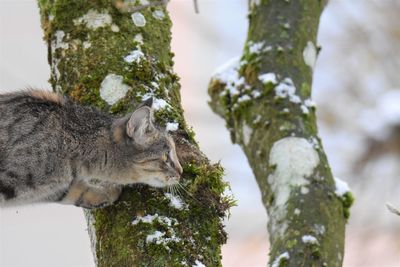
[340,192,355,220]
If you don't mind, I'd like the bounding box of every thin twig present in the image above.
[193,0,199,14]
[386,203,400,216]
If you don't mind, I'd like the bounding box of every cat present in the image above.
[0,89,182,209]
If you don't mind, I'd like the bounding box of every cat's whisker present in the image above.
[177,183,201,204]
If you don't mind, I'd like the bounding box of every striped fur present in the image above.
[0,90,182,209]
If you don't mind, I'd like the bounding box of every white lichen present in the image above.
[303,41,317,70]
[334,177,350,197]
[268,137,320,237]
[294,208,301,215]
[259,73,278,85]
[83,41,91,49]
[164,193,187,209]
[134,33,144,45]
[283,22,290,29]
[73,10,113,30]
[242,123,252,145]
[302,235,319,245]
[53,30,69,50]
[300,186,309,194]
[131,12,146,27]
[111,24,120,32]
[99,74,130,105]
[124,49,145,64]
[139,0,150,5]
[270,252,290,267]
[314,224,326,235]
[153,10,165,20]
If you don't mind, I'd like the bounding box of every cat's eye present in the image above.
[161,154,168,162]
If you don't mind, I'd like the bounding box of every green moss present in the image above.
[341,192,355,220]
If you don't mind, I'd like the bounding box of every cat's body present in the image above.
[0,90,182,208]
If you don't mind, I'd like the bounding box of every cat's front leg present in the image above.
[59,179,122,209]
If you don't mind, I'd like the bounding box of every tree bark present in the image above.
[209,1,353,267]
[37,1,231,266]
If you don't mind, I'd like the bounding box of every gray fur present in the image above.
[0,90,182,209]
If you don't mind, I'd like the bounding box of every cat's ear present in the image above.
[126,105,155,141]
[138,97,153,108]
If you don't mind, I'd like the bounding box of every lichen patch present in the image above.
[131,12,146,27]
[100,74,130,105]
[268,137,320,238]
[153,10,165,20]
[303,41,317,70]
[73,10,113,30]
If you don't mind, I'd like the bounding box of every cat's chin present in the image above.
[143,177,176,188]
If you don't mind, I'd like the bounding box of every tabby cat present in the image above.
[0,90,182,209]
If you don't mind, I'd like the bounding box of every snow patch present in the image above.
[192,260,206,267]
[275,78,301,103]
[146,230,181,246]
[100,74,130,105]
[124,49,145,63]
[166,122,179,132]
[152,98,168,110]
[259,73,277,85]
[132,213,178,227]
[334,177,350,197]
[212,57,242,96]
[73,10,113,30]
[270,252,289,267]
[164,193,187,209]
[131,12,146,27]
[248,41,265,54]
[302,235,319,245]
[303,41,317,70]
[141,93,170,111]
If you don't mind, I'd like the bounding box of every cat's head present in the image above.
[112,98,183,187]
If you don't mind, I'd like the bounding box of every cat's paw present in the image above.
[76,184,122,209]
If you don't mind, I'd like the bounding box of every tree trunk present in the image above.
[37,1,231,266]
[208,1,353,266]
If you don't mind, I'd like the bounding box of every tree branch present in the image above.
[209,0,353,266]
[37,0,231,266]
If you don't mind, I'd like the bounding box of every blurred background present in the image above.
[0,0,399,266]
